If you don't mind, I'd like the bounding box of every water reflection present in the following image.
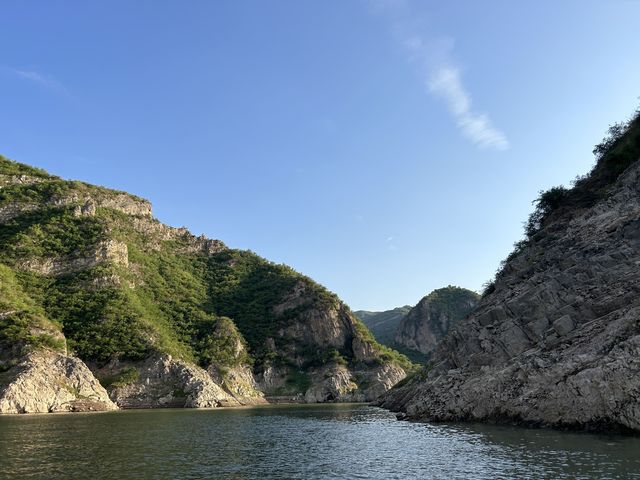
[0,404,638,479]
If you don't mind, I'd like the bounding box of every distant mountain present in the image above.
[395,286,479,357]
[355,286,479,363]
[354,306,411,346]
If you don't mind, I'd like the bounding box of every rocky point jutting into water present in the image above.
[0,157,410,413]
[379,111,640,432]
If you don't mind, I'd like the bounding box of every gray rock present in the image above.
[378,157,640,432]
[552,314,575,336]
[101,354,266,409]
[0,351,117,413]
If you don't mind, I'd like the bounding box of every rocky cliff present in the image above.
[394,287,479,357]
[0,156,410,413]
[378,112,640,432]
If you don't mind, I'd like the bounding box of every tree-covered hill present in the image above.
[0,156,412,412]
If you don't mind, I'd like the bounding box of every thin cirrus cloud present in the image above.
[5,67,68,95]
[370,0,509,151]
[431,68,510,150]
[406,38,509,151]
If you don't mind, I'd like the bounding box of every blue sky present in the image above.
[1,1,639,310]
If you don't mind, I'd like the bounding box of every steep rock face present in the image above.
[394,287,479,357]
[98,354,265,408]
[0,351,117,413]
[19,239,129,276]
[379,127,640,431]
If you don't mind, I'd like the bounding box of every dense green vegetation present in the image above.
[99,366,140,388]
[205,249,309,356]
[197,316,251,369]
[0,206,105,260]
[421,286,479,326]
[0,264,65,357]
[0,156,409,380]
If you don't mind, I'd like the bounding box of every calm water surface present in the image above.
[0,404,638,479]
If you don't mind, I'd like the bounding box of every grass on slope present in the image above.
[0,264,65,357]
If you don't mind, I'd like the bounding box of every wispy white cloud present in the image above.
[5,67,68,95]
[368,1,509,151]
[427,66,509,150]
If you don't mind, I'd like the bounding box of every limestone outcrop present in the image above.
[100,355,266,408]
[19,240,129,276]
[0,351,117,413]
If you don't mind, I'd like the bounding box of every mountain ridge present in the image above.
[0,155,412,413]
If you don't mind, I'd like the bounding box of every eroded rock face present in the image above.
[379,159,640,432]
[259,361,406,404]
[52,191,152,218]
[101,355,266,409]
[0,201,38,223]
[354,363,407,401]
[208,364,265,404]
[276,285,353,351]
[18,240,129,276]
[0,174,46,188]
[102,355,237,408]
[0,351,117,413]
[256,281,407,401]
[255,294,408,403]
[304,365,360,403]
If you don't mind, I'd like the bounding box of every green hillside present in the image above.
[0,156,412,395]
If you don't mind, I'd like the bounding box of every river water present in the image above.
[0,404,638,479]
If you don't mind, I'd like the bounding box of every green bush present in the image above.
[524,186,570,238]
[482,108,640,294]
